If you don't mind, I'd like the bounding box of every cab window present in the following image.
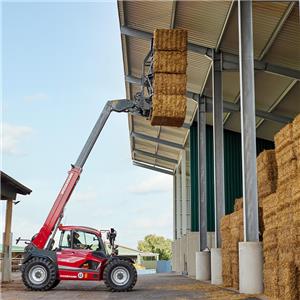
[59,230,72,248]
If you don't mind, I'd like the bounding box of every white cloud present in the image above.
[1,123,33,155]
[24,92,48,102]
[128,173,172,194]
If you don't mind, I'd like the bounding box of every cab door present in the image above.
[57,230,87,268]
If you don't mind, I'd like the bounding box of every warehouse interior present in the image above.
[118,0,300,297]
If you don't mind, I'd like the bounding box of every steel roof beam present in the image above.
[134,149,178,164]
[131,132,184,149]
[121,26,300,80]
[126,75,292,124]
[132,161,174,175]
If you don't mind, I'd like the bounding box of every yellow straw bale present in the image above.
[275,143,296,166]
[257,149,277,170]
[278,254,298,300]
[153,51,187,74]
[234,198,243,211]
[153,73,187,95]
[293,113,300,140]
[277,159,297,186]
[151,94,186,127]
[274,123,293,152]
[153,29,187,51]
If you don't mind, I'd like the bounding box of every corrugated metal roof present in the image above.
[220,1,292,59]
[118,0,300,171]
[175,1,233,48]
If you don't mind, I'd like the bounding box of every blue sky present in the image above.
[1,1,173,249]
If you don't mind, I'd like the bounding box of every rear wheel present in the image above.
[103,259,137,292]
[22,257,57,291]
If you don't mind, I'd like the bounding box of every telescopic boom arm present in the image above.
[31,99,149,250]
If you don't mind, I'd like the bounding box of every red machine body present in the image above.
[32,167,82,249]
[56,225,108,282]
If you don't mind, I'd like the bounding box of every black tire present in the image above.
[103,259,137,292]
[21,257,57,291]
[51,279,61,289]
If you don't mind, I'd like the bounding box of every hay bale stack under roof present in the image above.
[261,193,279,298]
[293,114,300,140]
[220,215,232,287]
[229,210,243,290]
[234,198,243,211]
[256,150,277,200]
[274,123,294,152]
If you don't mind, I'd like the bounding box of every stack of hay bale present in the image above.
[273,118,299,300]
[229,208,243,289]
[220,115,300,298]
[259,114,300,300]
[257,150,278,200]
[257,150,278,237]
[220,198,243,289]
[261,193,279,298]
[151,29,188,127]
[220,214,232,287]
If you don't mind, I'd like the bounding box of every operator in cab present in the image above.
[72,232,84,249]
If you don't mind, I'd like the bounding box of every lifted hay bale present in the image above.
[153,29,187,51]
[151,94,186,127]
[153,73,187,95]
[153,51,187,74]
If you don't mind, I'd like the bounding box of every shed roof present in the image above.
[1,171,32,200]
[118,1,300,173]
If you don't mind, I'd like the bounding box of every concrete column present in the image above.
[211,248,222,285]
[181,150,187,235]
[196,251,211,281]
[239,242,263,293]
[176,167,182,239]
[2,199,13,283]
[238,0,263,294]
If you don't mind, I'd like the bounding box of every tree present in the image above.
[137,234,172,260]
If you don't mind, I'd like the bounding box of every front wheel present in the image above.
[21,257,57,291]
[103,259,137,292]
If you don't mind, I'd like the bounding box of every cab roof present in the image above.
[59,225,102,236]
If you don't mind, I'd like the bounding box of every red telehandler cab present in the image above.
[20,97,152,292]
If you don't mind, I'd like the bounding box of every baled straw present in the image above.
[274,123,293,152]
[275,143,296,166]
[153,73,187,95]
[153,29,187,51]
[234,198,243,211]
[153,51,187,74]
[292,113,300,140]
[151,94,186,127]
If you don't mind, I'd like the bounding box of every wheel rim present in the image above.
[111,267,130,286]
[28,265,47,285]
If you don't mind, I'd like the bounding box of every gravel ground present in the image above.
[1,272,263,300]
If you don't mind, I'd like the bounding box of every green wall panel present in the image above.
[190,123,274,232]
